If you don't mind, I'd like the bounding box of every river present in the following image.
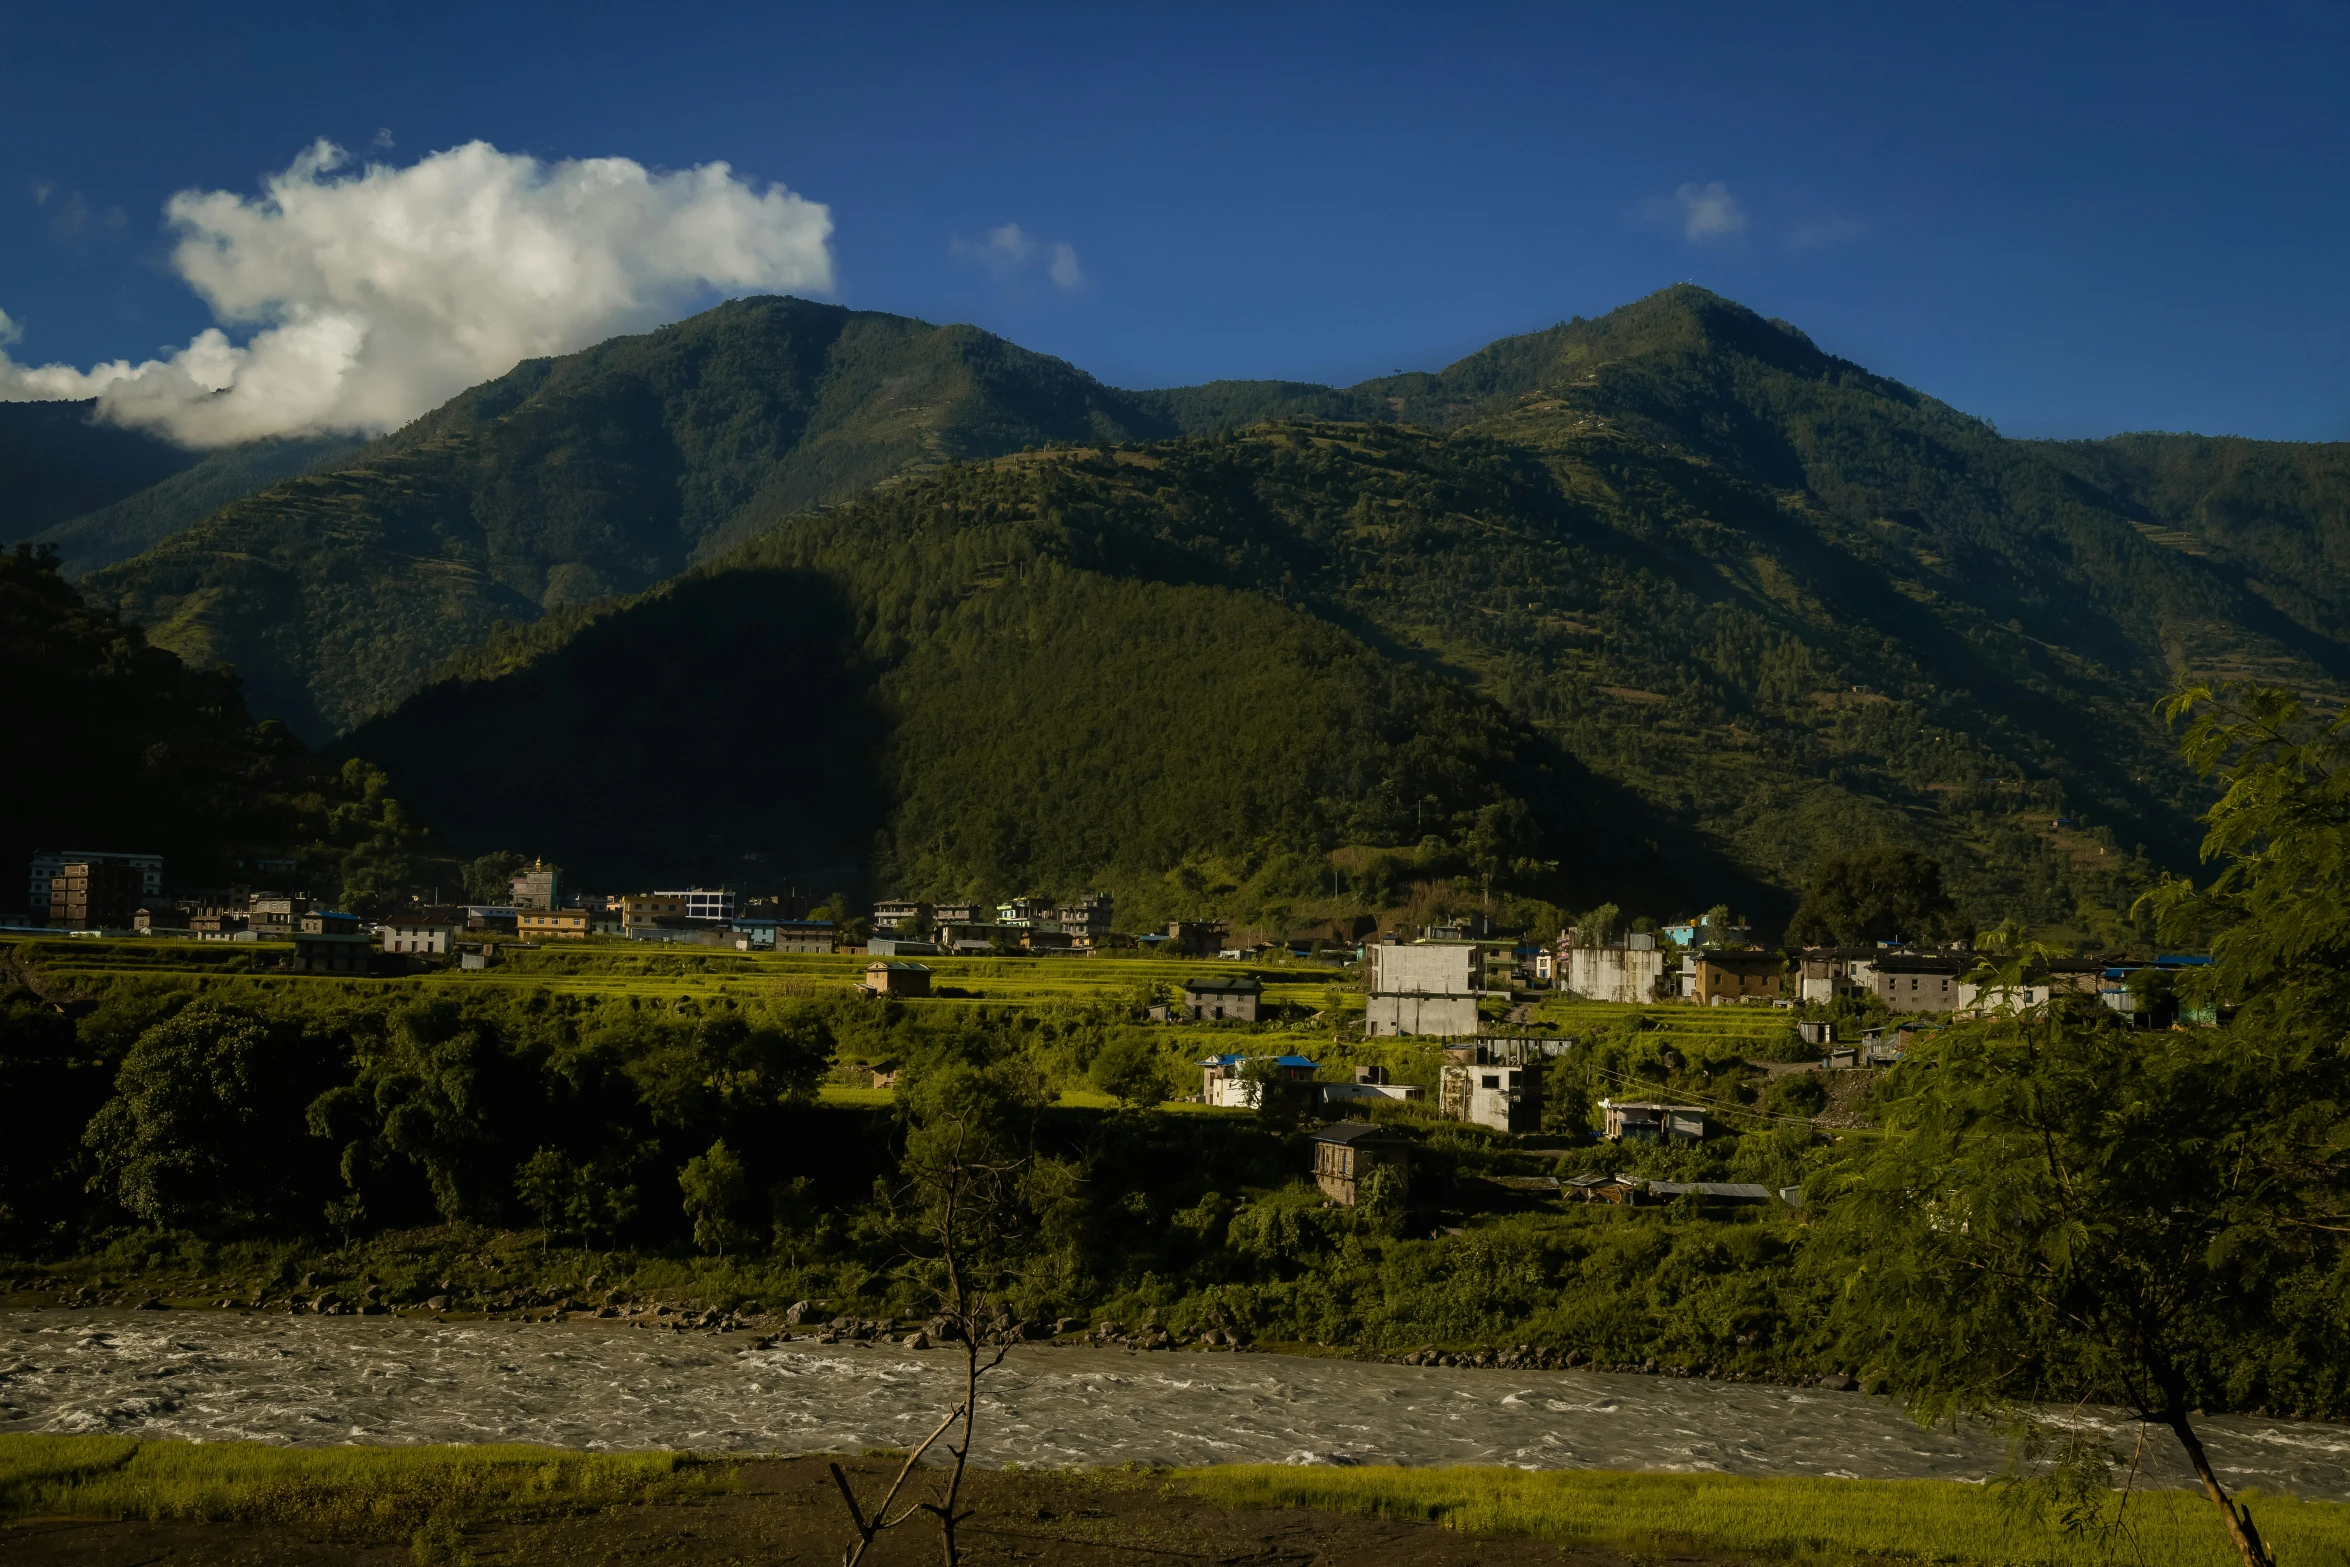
[4,1311,2347,1499]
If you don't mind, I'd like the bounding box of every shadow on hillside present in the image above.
[1512,729,1793,930]
[340,568,886,893]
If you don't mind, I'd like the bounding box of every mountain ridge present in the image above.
[336,284,2350,934]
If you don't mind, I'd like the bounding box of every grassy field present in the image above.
[1182,1464,2350,1567]
[3,935,1346,1011]
[8,1438,2339,1566]
[0,1434,735,1542]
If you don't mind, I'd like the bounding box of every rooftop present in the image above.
[1312,1120,1402,1145]
[1182,975,1263,994]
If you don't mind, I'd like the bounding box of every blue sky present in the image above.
[3,1,2345,440]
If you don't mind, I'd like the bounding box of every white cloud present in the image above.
[0,139,834,447]
[1674,181,1746,244]
[952,222,1083,292]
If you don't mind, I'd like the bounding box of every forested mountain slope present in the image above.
[0,401,198,536]
[2035,432,2350,647]
[346,289,2350,936]
[0,544,314,894]
[36,432,365,578]
[341,458,1739,919]
[77,297,1337,738]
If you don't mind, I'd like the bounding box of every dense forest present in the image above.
[0,543,435,912]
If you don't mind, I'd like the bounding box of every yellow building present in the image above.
[1693,951,1782,1003]
[519,908,590,941]
[621,894,687,931]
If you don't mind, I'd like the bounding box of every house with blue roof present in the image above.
[1198,1051,1318,1109]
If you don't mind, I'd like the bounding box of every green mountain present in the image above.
[2033,432,2350,648]
[37,432,366,578]
[0,544,312,901]
[80,298,1328,739]
[337,287,2350,936]
[0,401,199,536]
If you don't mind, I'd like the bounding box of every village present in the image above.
[16,848,2213,1219]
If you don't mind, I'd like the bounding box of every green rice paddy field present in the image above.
[4,934,1814,1106]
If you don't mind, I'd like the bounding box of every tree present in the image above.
[84,1001,323,1233]
[515,1145,643,1253]
[678,1139,754,1256]
[1087,1032,1166,1109]
[1785,847,1953,946]
[1816,685,2350,1567]
[1814,1015,2332,1567]
[1574,902,1621,945]
[830,1043,1053,1567]
[462,850,531,905]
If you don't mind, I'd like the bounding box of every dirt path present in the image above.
[4,1456,1744,1566]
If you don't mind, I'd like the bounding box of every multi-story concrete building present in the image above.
[1865,952,1968,1013]
[46,860,145,929]
[246,892,313,939]
[1437,1038,1548,1133]
[518,908,589,940]
[1562,933,1670,1004]
[1795,950,1878,1004]
[873,899,932,934]
[381,919,462,956]
[1165,919,1229,957]
[508,861,560,910]
[1363,940,1481,1037]
[654,888,734,923]
[622,893,687,931]
[1690,950,1784,1004]
[29,851,161,923]
[1182,975,1262,1021]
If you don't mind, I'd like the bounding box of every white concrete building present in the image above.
[1564,935,1669,1004]
[381,920,460,955]
[1363,941,1481,1037]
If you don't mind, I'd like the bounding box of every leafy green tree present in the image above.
[83,1001,322,1232]
[1541,1050,1594,1135]
[1088,1032,1167,1109]
[514,1147,576,1251]
[1815,1016,2329,1567]
[678,1139,754,1256]
[462,851,531,905]
[1785,847,1953,946]
[1574,903,1621,945]
[310,758,438,914]
[1820,688,2350,1567]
